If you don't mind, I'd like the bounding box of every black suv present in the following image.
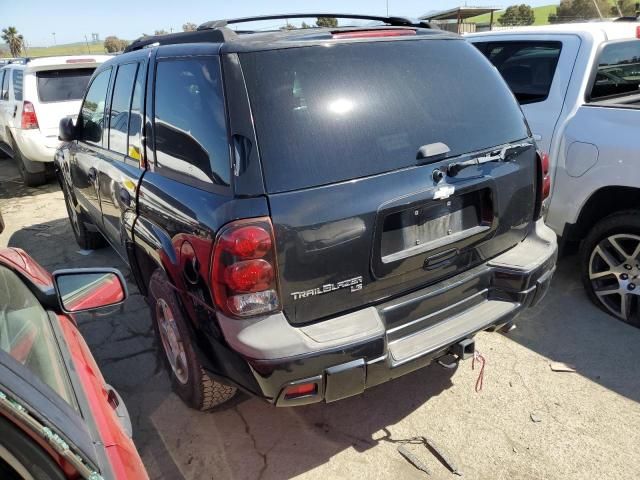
[55,14,557,410]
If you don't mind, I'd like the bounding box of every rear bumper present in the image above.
[216,219,557,406]
[13,128,59,164]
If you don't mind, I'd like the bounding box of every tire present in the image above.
[61,181,106,250]
[148,269,237,410]
[580,210,640,326]
[10,136,46,187]
[0,416,66,480]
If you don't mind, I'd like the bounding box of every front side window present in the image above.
[0,70,8,100]
[108,63,138,156]
[0,266,76,409]
[36,68,94,102]
[154,58,230,188]
[78,69,111,146]
[475,41,562,105]
[590,40,640,101]
[12,70,23,101]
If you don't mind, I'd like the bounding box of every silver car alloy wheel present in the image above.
[589,233,640,322]
[156,298,190,385]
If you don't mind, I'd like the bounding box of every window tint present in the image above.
[108,63,138,155]
[241,40,529,193]
[128,63,145,161]
[475,41,562,105]
[78,69,111,146]
[12,69,23,101]
[0,70,8,100]
[154,58,229,188]
[590,40,640,100]
[0,266,77,410]
[36,68,94,102]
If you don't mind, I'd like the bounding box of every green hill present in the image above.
[23,41,107,58]
[468,4,559,26]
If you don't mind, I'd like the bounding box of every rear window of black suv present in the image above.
[240,39,529,193]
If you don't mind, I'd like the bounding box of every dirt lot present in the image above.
[1,157,640,480]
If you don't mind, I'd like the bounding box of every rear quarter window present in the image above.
[474,41,562,104]
[36,68,95,102]
[153,57,230,189]
[241,39,529,193]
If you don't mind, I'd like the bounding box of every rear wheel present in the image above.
[149,269,237,410]
[10,136,46,187]
[61,181,106,250]
[581,211,640,326]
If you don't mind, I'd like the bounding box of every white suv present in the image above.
[0,55,110,186]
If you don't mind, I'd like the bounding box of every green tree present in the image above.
[182,22,197,32]
[498,4,536,26]
[1,27,25,58]
[154,29,168,36]
[104,36,129,53]
[612,0,639,16]
[548,0,611,23]
[301,21,313,28]
[316,17,339,28]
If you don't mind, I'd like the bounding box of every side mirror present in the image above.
[58,117,76,142]
[52,268,127,314]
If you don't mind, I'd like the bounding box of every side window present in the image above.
[0,266,77,410]
[154,57,230,188]
[128,62,145,162]
[78,68,111,146]
[108,63,138,156]
[476,41,562,104]
[0,70,8,100]
[590,41,640,101]
[12,70,23,101]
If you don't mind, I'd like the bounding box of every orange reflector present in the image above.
[284,383,317,398]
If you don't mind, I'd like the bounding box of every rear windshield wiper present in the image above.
[446,142,533,177]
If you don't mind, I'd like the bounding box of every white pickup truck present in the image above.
[468,23,640,325]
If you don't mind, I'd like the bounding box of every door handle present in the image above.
[87,167,97,182]
[12,105,17,118]
[119,187,131,207]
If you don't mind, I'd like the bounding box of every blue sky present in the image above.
[2,0,557,46]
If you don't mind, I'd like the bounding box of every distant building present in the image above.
[420,6,500,34]
[91,33,99,42]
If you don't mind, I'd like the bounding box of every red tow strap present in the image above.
[472,351,486,392]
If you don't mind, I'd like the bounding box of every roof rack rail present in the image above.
[198,13,431,31]
[124,28,238,53]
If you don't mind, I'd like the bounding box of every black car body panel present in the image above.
[55,22,558,405]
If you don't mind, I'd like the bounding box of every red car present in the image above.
[0,219,148,479]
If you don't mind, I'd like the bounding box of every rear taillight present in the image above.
[332,29,417,39]
[21,101,38,129]
[636,26,640,39]
[535,151,551,219]
[540,152,551,200]
[211,218,280,317]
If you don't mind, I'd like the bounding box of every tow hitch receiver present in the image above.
[451,338,475,360]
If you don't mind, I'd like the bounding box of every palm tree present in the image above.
[1,27,25,58]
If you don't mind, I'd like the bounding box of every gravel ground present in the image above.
[1,157,639,480]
